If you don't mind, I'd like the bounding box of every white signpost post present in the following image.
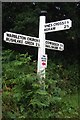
[4,11,72,79]
[37,11,47,79]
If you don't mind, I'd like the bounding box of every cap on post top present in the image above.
[39,11,47,16]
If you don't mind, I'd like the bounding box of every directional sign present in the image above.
[45,40,64,51]
[41,54,47,68]
[4,32,64,51]
[4,32,40,47]
[44,19,72,33]
[3,11,73,79]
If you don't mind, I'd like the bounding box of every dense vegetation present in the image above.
[2,50,79,119]
[2,2,80,119]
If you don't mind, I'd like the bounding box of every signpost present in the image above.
[4,11,72,79]
[45,40,64,51]
[4,32,40,48]
[37,11,47,79]
[4,31,64,51]
[44,19,72,33]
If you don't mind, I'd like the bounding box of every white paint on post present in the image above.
[37,11,47,79]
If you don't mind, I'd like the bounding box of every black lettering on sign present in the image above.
[51,27,55,30]
[27,37,39,42]
[23,36,26,40]
[51,46,54,48]
[7,33,15,38]
[45,44,50,48]
[53,21,66,27]
[53,22,59,26]
[54,47,58,49]
[67,25,69,28]
[36,43,40,47]
[60,21,66,25]
[17,35,21,40]
[12,34,17,38]
[45,41,48,44]
[18,35,26,40]
[25,41,34,45]
[41,58,46,60]
[46,41,59,46]
[42,60,46,62]
[59,47,62,50]
[52,43,59,46]
[17,40,23,43]
[6,37,9,41]
[45,24,52,28]
[6,33,26,40]
[67,21,69,24]
[43,55,46,57]
[44,27,55,31]
[27,37,30,41]
[9,33,17,38]
[10,38,16,43]
[60,44,63,47]
[35,39,40,42]
[7,33,11,37]
[64,25,66,28]
[44,27,50,31]
[64,25,69,29]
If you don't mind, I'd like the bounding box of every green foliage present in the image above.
[2,2,79,119]
[2,50,79,119]
[46,59,79,94]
